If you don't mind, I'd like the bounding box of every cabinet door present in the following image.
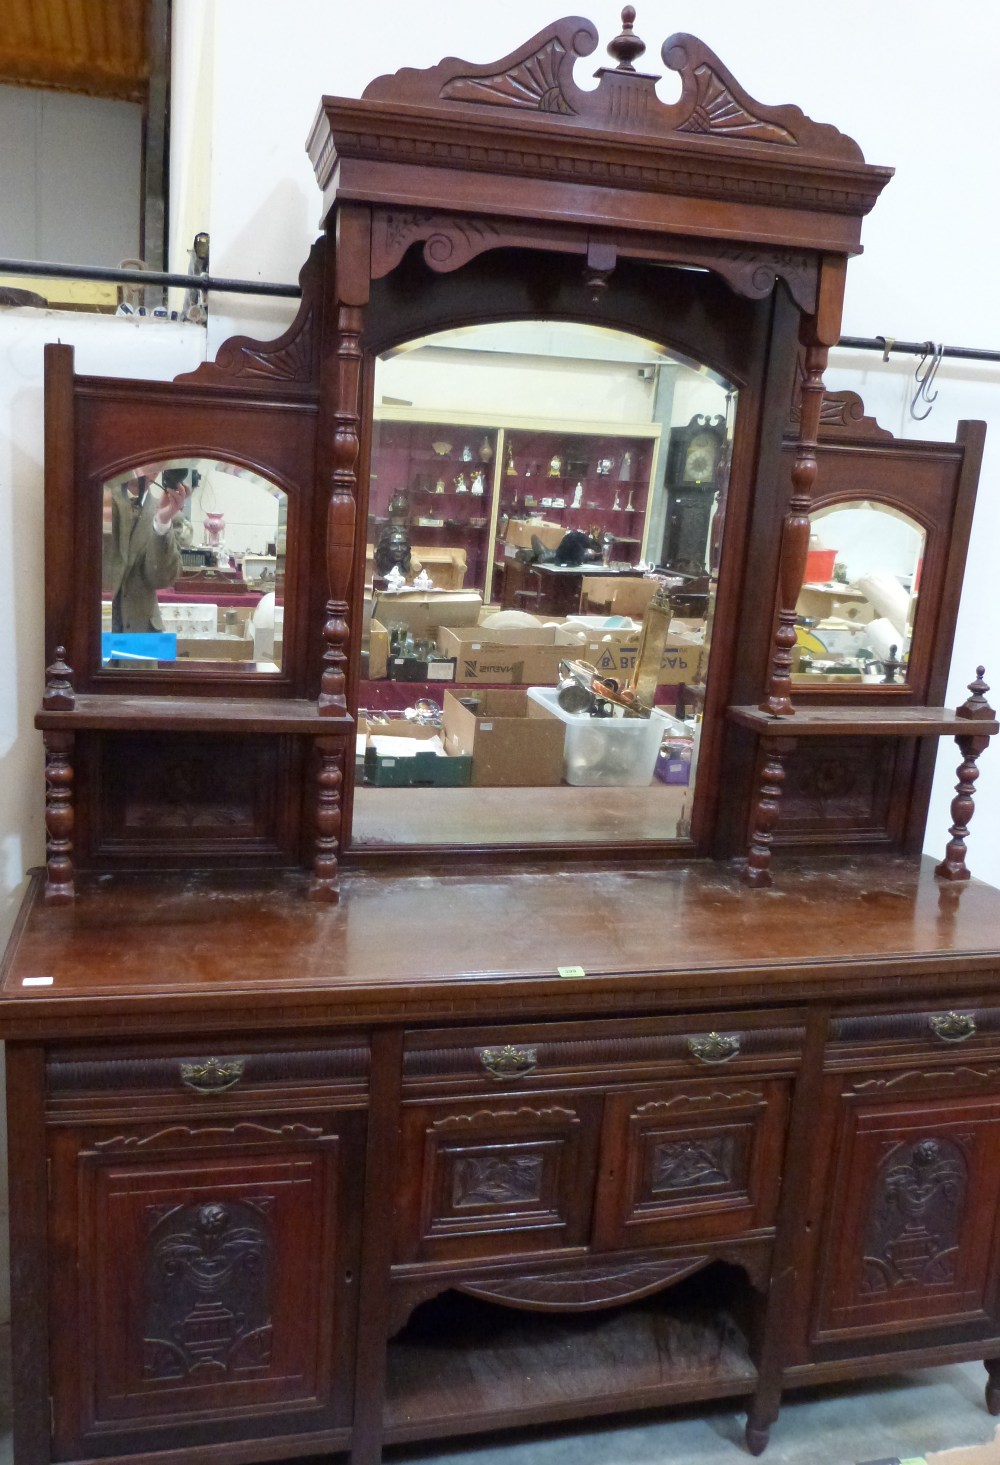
[48,1110,364,1460]
[813,1086,1000,1344]
[395,1092,603,1265]
[594,1079,790,1250]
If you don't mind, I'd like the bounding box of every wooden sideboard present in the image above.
[5,855,1000,1464]
[6,11,998,1465]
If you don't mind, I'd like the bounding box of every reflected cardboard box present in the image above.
[796,583,873,624]
[362,726,471,787]
[366,620,457,682]
[441,689,565,787]
[503,518,564,554]
[554,622,701,685]
[371,589,482,640]
[368,620,389,679]
[175,637,255,661]
[437,626,571,685]
[579,576,658,619]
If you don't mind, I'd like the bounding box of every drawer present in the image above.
[594,1077,791,1250]
[402,1013,805,1095]
[826,1002,1000,1070]
[395,1090,603,1266]
[45,1036,370,1118]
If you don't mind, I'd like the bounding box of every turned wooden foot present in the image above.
[745,1419,771,1455]
[985,1357,1000,1415]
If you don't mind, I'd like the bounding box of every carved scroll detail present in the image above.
[94,1122,325,1150]
[371,211,510,279]
[433,1105,576,1132]
[175,242,322,390]
[635,1090,758,1115]
[852,1069,1000,1094]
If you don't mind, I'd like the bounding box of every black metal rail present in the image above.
[0,257,300,299]
[2,260,1000,361]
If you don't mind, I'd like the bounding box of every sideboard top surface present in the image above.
[2,857,998,1037]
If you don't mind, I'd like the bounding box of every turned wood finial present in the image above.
[43,646,75,710]
[607,7,646,71]
[958,666,994,720]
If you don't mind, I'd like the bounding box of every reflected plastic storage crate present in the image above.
[526,686,669,787]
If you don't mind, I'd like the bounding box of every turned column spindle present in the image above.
[761,345,828,715]
[43,731,75,903]
[936,666,995,882]
[41,647,76,902]
[309,737,344,902]
[742,735,796,888]
[319,302,363,716]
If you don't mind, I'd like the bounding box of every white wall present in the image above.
[0,84,142,267]
[4,2,1000,922]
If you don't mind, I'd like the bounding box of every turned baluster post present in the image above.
[936,667,995,882]
[313,206,371,896]
[42,646,76,903]
[310,738,344,902]
[743,735,796,888]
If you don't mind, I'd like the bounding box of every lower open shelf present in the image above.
[383,1271,758,1443]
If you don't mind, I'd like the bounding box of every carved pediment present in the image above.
[311,11,893,246]
[361,11,865,163]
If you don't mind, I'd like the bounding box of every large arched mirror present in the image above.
[356,321,736,849]
[100,458,287,672]
[792,499,925,685]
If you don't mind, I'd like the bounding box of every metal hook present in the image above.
[910,340,944,420]
[875,334,895,362]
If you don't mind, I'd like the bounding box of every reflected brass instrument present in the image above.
[556,659,652,719]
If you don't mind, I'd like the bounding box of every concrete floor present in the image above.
[1,1361,996,1464]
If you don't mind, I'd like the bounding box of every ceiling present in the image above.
[0,0,152,102]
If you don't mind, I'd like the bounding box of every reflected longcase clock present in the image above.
[662,414,727,572]
[667,414,728,488]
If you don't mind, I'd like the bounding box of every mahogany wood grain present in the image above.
[730,706,1000,737]
[6,1046,50,1465]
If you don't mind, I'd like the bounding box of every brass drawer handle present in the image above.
[688,1032,741,1065]
[478,1045,538,1081]
[180,1057,246,1093]
[929,1012,977,1044]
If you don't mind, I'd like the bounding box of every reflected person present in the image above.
[107,465,188,632]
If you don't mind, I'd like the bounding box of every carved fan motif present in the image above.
[441,38,576,114]
[678,65,795,145]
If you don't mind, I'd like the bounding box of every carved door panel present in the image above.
[593,1079,790,1250]
[395,1093,603,1265]
[47,1111,365,1460]
[813,1091,1000,1344]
